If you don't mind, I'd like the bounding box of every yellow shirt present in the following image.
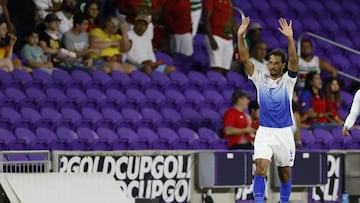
[89,28,122,59]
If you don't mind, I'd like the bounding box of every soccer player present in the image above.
[237,17,298,203]
[343,89,360,136]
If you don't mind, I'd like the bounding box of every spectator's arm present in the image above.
[39,40,59,55]
[89,35,118,50]
[319,58,338,77]
[224,126,256,135]
[2,0,15,33]
[119,21,131,53]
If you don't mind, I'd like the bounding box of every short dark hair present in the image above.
[268,48,287,63]
[73,13,88,26]
[249,100,259,112]
[25,29,39,38]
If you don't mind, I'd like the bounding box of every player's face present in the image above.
[268,55,285,77]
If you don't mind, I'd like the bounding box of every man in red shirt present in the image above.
[204,0,236,73]
[223,90,256,149]
[159,0,193,56]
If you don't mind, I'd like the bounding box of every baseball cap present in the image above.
[248,23,262,31]
[44,13,62,23]
[231,90,251,104]
[135,15,150,24]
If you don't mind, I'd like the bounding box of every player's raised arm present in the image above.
[237,17,255,76]
[278,18,297,72]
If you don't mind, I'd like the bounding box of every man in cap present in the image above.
[222,89,256,149]
[39,13,62,64]
[126,14,175,75]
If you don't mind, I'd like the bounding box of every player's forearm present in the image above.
[287,36,297,71]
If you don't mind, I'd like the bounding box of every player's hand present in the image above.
[342,127,350,136]
[209,36,218,50]
[237,17,250,37]
[278,18,293,38]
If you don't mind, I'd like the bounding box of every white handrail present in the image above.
[297,32,360,83]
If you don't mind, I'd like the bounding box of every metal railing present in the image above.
[0,151,51,173]
[297,32,360,83]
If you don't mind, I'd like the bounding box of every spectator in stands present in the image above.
[244,23,262,51]
[299,71,335,129]
[249,40,268,73]
[88,15,136,73]
[223,90,256,150]
[0,0,15,33]
[324,77,345,125]
[83,1,99,32]
[39,13,62,64]
[118,0,159,40]
[298,38,337,89]
[292,97,303,149]
[63,13,99,69]
[55,0,78,36]
[0,17,15,72]
[33,0,63,20]
[190,0,202,37]
[204,0,236,74]
[343,89,360,136]
[159,0,193,56]
[20,30,54,73]
[126,15,175,75]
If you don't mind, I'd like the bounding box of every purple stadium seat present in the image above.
[150,71,171,89]
[40,107,62,123]
[92,70,112,87]
[341,90,353,111]
[100,107,123,123]
[121,107,144,125]
[76,126,109,150]
[183,89,206,107]
[71,69,92,85]
[60,107,83,124]
[187,71,209,89]
[155,51,174,65]
[86,88,107,104]
[14,120,48,150]
[156,127,189,149]
[144,88,166,104]
[206,71,227,89]
[12,69,33,85]
[312,128,336,149]
[172,52,195,72]
[19,107,42,123]
[202,89,225,106]
[111,70,136,88]
[66,87,87,103]
[116,127,148,150]
[81,107,103,123]
[45,85,66,102]
[55,124,90,150]
[164,89,187,107]
[300,128,324,149]
[4,87,26,103]
[199,107,222,129]
[130,70,152,88]
[137,127,170,149]
[52,69,72,85]
[177,127,209,149]
[226,71,246,89]
[32,69,52,85]
[125,88,146,105]
[197,127,227,149]
[25,87,47,103]
[0,106,22,123]
[179,107,202,128]
[331,127,354,149]
[0,128,24,150]
[0,69,13,84]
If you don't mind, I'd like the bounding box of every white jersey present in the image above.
[250,57,269,73]
[249,69,297,128]
[297,56,320,88]
[126,29,156,65]
[344,89,360,129]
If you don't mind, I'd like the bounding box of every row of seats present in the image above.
[0,120,227,151]
[301,127,360,150]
